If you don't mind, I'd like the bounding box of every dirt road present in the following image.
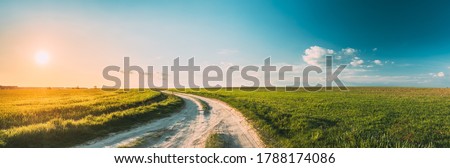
[76,92,264,148]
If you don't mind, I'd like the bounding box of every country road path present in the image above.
[76,91,264,148]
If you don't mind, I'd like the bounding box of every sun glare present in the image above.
[35,51,50,65]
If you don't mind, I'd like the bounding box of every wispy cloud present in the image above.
[350,57,364,67]
[342,47,357,55]
[342,75,419,84]
[373,60,383,65]
[302,46,394,69]
[217,49,239,55]
[299,45,450,86]
[429,72,445,78]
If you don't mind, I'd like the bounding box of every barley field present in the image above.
[0,89,183,147]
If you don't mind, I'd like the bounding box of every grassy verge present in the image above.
[196,98,211,114]
[205,132,231,148]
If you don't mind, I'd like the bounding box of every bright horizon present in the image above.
[1,0,449,88]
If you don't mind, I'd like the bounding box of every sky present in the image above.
[0,0,449,88]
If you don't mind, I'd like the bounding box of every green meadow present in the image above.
[183,87,450,147]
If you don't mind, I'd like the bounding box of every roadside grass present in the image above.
[205,132,232,148]
[182,87,450,148]
[196,98,211,114]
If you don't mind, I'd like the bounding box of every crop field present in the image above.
[184,87,450,147]
[0,89,183,147]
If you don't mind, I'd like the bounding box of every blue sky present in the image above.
[0,0,449,87]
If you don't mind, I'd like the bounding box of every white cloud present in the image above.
[382,60,395,65]
[302,46,391,69]
[373,60,383,65]
[342,48,356,55]
[350,59,364,67]
[302,46,334,67]
[217,49,239,55]
[430,72,445,78]
[372,48,378,51]
[448,66,450,69]
[327,49,334,54]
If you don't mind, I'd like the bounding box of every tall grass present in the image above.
[0,89,183,147]
[0,89,164,129]
[205,133,231,148]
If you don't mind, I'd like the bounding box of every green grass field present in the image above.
[0,89,183,147]
[183,87,450,147]
[2,87,449,148]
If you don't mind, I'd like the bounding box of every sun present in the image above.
[35,51,50,65]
